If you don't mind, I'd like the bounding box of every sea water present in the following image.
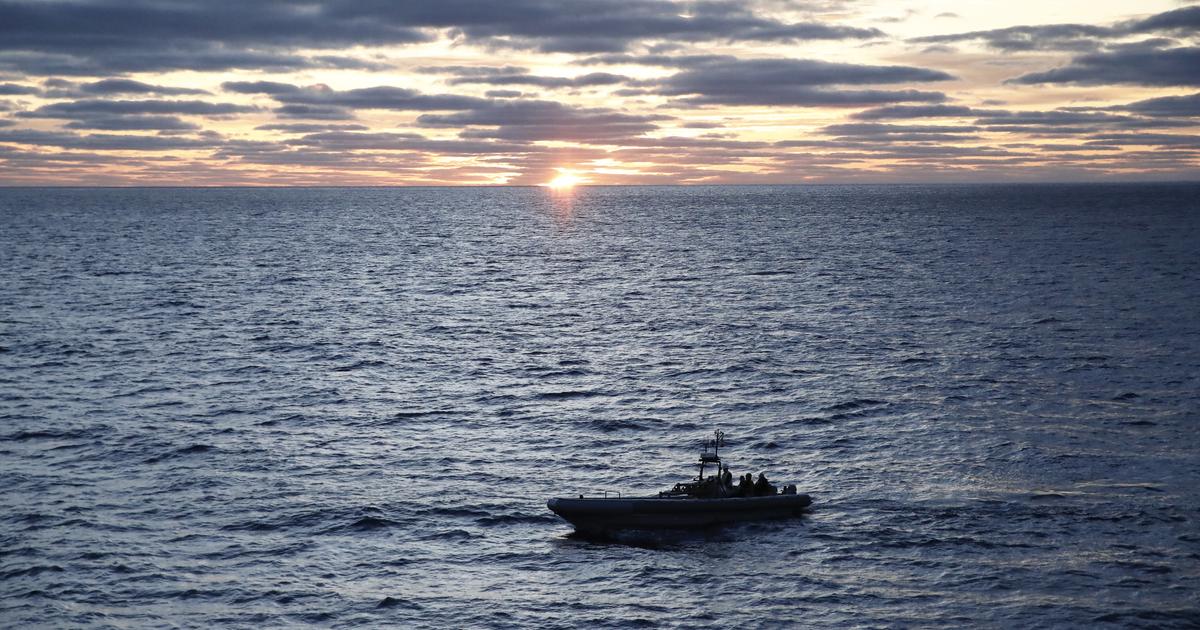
[1,184,1198,627]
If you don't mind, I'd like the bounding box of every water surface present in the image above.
[2,184,1198,627]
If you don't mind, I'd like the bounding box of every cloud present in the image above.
[819,122,979,142]
[447,70,632,89]
[337,0,885,53]
[776,138,1013,159]
[1115,92,1200,117]
[223,81,489,111]
[0,47,387,77]
[0,0,425,74]
[0,82,39,95]
[255,123,370,133]
[284,131,534,155]
[918,44,957,54]
[221,81,303,96]
[1084,133,1200,147]
[273,105,355,120]
[419,64,636,91]
[414,65,529,76]
[912,24,1109,52]
[1011,47,1200,86]
[653,57,953,106]
[850,104,988,120]
[1120,6,1200,34]
[19,99,258,118]
[0,128,220,150]
[484,90,524,98]
[849,99,1200,139]
[625,135,770,149]
[975,109,1195,130]
[669,87,949,107]
[37,78,212,98]
[417,99,669,143]
[910,6,1200,52]
[574,53,732,67]
[77,79,209,96]
[63,115,200,131]
[9,97,251,135]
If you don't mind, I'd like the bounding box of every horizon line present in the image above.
[2,179,1199,190]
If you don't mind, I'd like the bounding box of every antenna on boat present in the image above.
[697,429,724,480]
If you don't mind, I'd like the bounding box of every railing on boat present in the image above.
[575,489,622,499]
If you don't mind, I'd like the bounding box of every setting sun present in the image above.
[545,173,584,189]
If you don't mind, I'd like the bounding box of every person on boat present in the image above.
[721,465,733,490]
[699,475,723,498]
[754,472,776,496]
[737,473,754,497]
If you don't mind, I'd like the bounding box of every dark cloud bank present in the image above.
[0,1,1197,183]
[0,0,882,74]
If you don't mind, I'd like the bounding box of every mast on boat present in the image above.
[697,429,724,480]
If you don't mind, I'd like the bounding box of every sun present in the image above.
[545,173,584,189]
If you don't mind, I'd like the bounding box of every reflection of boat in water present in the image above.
[547,430,811,534]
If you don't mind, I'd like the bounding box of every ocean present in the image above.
[1,184,1198,627]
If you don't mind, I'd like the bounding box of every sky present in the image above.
[0,0,1197,185]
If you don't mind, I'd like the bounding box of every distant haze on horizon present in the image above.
[1,0,1198,186]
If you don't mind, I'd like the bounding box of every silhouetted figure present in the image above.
[738,473,754,497]
[754,472,776,496]
[721,465,732,489]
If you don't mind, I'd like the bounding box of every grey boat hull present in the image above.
[547,494,812,533]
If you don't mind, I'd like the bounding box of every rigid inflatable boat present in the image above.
[547,430,811,534]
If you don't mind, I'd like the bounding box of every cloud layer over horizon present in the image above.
[1,0,1197,185]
